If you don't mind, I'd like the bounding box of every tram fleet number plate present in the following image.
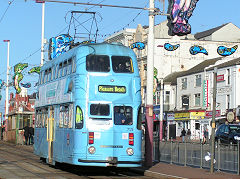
[98,85,126,93]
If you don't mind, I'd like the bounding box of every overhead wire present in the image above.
[0,0,149,83]
[0,0,15,25]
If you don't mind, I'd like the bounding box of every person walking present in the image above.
[187,129,191,141]
[29,126,34,145]
[23,125,30,145]
[203,128,209,144]
[181,128,186,142]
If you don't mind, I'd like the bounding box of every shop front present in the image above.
[174,112,190,140]
[189,111,205,140]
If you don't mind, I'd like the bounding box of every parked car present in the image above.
[215,124,240,144]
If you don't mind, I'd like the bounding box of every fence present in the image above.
[142,138,240,174]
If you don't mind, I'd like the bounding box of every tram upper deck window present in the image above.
[90,104,110,116]
[86,55,110,72]
[112,56,134,73]
[114,106,133,125]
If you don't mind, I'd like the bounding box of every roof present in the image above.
[194,23,229,40]
[163,57,222,84]
[178,57,222,77]
[164,71,185,85]
[164,57,240,85]
[207,57,240,71]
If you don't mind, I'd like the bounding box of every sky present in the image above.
[0,0,239,116]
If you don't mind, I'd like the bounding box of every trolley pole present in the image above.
[3,40,10,132]
[210,67,217,173]
[145,0,155,167]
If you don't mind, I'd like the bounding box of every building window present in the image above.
[182,78,187,90]
[227,95,230,109]
[182,95,189,109]
[165,91,170,104]
[227,69,230,85]
[194,93,201,106]
[195,74,201,87]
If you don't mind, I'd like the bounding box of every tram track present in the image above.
[0,141,151,178]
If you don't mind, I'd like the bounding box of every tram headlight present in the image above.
[88,146,96,154]
[126,148,134,156]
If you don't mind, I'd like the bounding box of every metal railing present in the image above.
[142,138,240,174]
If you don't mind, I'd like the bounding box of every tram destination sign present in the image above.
[98,85,126,93]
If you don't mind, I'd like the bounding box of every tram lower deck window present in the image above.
[114,106,133,125]
[90,104,110,116]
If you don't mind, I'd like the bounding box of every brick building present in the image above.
[4,88,36,144]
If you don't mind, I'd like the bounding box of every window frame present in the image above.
[194,93,201,106]
[195,74,201,87]
[181,78,187,90]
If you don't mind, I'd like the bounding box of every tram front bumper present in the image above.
[78,157,141,167]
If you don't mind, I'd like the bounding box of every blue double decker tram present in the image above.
[34,42,142,167]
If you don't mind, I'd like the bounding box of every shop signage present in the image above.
[217,74,224,82]
[167,113,175,120]
[190,112,205,120]
[175,112,190,120]
[205,110,221,118]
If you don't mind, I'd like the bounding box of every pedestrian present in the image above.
[181,128,186,142]
[23,125,30,145]
[29,126,34,145]
[203,128,209,144]
[187,129,191,141]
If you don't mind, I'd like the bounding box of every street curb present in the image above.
[130,167,188,179]
[144,170,188,179]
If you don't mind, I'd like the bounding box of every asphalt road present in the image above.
[0,141,154,179]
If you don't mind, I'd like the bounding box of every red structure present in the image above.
[3,90,36,143]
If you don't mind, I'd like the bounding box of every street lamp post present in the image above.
[159,78,164,141]
[210,67,217,173]
[3,40,10,132]
[36,0,45,66]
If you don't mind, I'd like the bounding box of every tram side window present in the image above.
[42,108,48,128]
[68,104,73,128]
[39,110,42,127]
[114,106,133,125]
[90,104,109,116]
[72,56,76,73]
[51,67,54,80]
[137,107,142,130]
[63,61,68,77]
[40,71,44,84]
[44,70,48,83]
[55,65,58,79]
[59,106,64,128]
[48,68,52,82]
[112,56,134,73]
[76,106,84,129]
[64,106,69,128]
[58,63,63,78]
[35,110,40,128]
[86,55,110,72]
[68,58,72,75]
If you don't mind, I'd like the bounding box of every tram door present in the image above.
[47,107,55,164]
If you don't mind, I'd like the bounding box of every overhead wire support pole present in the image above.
[40,1,45,66]
[145,0,155,167]
[3,40,10,132]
